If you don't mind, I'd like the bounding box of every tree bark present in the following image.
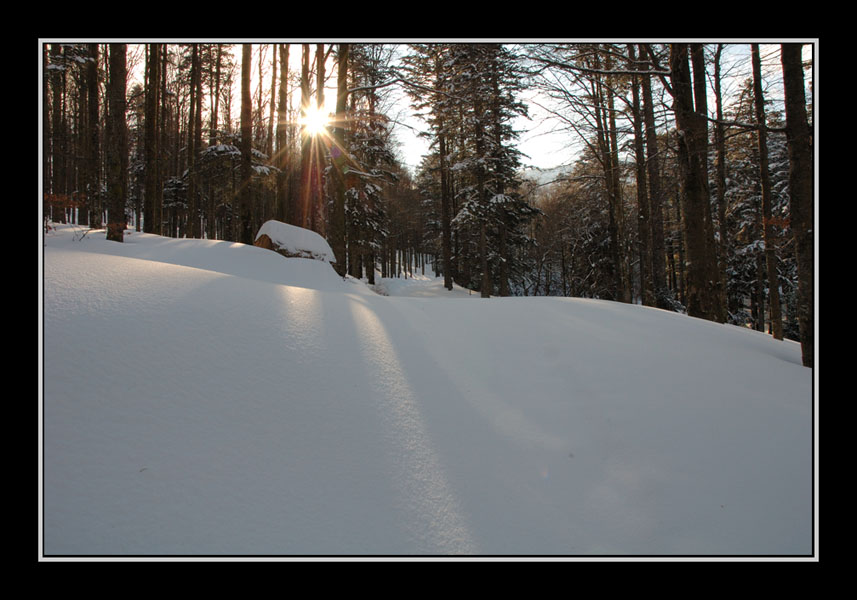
[144,43,161,234]
[49,44,67,221]
[106,44,127,242]
[267,45,276,160]
[640,44,669,309]
[330,44,349,276]
[751,44,784,340]
[276,44,291,224]
[629,44,652,306]
[669,43,721,321]
[187,44,202,239]
[239,44,254,244]
[780,44,814,367]
[298,44,311,229]
[713,44,729,318]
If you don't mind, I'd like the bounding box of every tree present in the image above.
[527,43,633,302]
[298,44,312,230]
[345,43,399,283]
[238,44,254,244]
[48,44,68,221]
[628,44,652,306]
[144,43,161,234]
[402,43,456,290]
[668,43,723,322]
[639,44,671,309]
[106,44,128,242]
[712,44,730,316]
[186,44,203,239]
[780,44,814,367]
[328,44,349,276]
[275,43,292,225]
[751,44,784,340]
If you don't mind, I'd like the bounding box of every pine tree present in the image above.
[344,44,398,283]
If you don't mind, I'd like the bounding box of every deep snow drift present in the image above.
[41,224,814,557]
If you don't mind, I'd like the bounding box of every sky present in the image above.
[45,40,815,176]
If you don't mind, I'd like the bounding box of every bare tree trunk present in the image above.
[690,43,725,322]
[311,43,325,235]
[50,44,67,222]
[144,43,161,234]
[298,44,311,229]
[187,44,201,239]
[605,50,629,302]
[751,44,784,340]
[330,44,349,276]
[106,44,127,242]
[276,44,290,224]
[780,43,814,367]
[239,44,254,244]
[210,44,222,146]
[713,44,730,318]
[640,44,668,309]
[669,43,722,322]
[267,45,276,160]
[629,44,652,306]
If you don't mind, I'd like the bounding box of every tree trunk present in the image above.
[629,44,652,306]
[605,51,629,303]
[713,44,730,318]
[267,45,276,160]
[187,44,200,238]
[49,44,67,221]
[310,43,325,235]
[239,44,254,244]
[210,44,222,146]
[144,43,161,234]
[276,44,291,224]
[76,51,90,227]
[751,44,784,340]
[640,44,669,309]
[157,44,168,233]
[298,44,311,229]
[106,44,127,242]
[691,43,725,322]
[780,44,814,367]
[330,44,349,277]
[591,48,624,302]
[669,43,721,321]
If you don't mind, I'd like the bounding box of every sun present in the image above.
[300,104,330,138]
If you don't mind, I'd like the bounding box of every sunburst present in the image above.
[299,104,330,138]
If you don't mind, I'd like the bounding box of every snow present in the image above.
[40,224,815,558]
[255,220,335,263]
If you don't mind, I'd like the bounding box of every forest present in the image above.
[41,41,815,368]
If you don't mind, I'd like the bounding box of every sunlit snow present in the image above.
[41,223,814,557]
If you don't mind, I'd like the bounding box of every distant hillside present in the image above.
[519,164,572,187]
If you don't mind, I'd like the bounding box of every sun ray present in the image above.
[299,104,331,138]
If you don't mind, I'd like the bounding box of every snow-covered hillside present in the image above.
[40,224,815,557]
